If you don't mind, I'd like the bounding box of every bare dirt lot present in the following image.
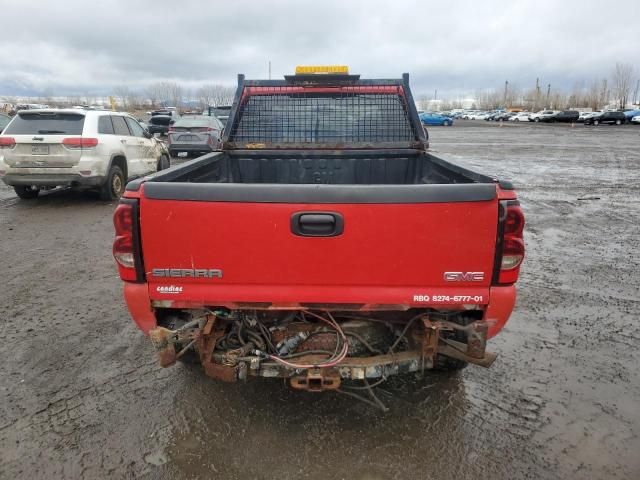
[1,121,639,479]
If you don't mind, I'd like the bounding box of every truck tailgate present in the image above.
[139,193,498,308]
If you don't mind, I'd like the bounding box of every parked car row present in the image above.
[449,108,640,126]
[417,107,639,128]
[487,112,517,121]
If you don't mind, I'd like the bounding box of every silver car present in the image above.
[167,116,224,158]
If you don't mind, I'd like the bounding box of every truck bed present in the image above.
[127,151,498,206]
[133,150,494,186]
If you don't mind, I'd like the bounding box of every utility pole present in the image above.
[633,79,640,106]
[535,78,540,110]
[504,80,509,107]
[546,83,551,108]
[434,89,437,101]
[268,60,271,80]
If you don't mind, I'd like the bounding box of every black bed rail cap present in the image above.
[142,182,497,204]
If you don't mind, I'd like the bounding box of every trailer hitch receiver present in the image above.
[290,368,341,392]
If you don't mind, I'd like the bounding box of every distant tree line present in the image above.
[418,62,637,111]
[117,82,236,110]
[0,82,236,112]
[2,62,636,114]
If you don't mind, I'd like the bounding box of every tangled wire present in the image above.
[214,310,350,369]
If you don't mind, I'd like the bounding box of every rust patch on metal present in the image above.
[197,314,239,382]
[420,317,439,370]
[149,327,177,367]
[466,321,489,359]
[439,340,497,368]
[203,362,239,382]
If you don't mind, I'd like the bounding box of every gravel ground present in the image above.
[0,121,639,479]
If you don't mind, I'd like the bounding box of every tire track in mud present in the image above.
[0,197,19,208]
[0,351,180,479]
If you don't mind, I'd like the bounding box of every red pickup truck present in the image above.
[113,68,524,392]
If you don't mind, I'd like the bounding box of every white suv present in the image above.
[0,109,170,200]
[528,110,559,122]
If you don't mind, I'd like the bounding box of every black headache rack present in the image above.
[222,73,428,150]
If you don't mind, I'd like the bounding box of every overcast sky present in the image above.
[1,0,638,98]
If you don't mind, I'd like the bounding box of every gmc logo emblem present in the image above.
[443,271,485,282]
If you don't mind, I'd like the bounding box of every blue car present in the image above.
[623,109,640,121]
[419,112,454,126]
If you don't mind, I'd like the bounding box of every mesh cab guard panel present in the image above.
[224,77,426,149]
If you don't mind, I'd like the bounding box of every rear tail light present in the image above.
[495,201,525,285]
[501,237,525,269]
[504,205,524,236]
[0,137,16,148]
[192,127,215,133]
[62,137,98,149]
[113,201,143,282]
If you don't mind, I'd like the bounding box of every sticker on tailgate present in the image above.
[156,285,183,294]
[413,294,486,303]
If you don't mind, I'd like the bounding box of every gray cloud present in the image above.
[1,0,638,97]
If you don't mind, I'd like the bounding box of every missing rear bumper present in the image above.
[147,311,497,390]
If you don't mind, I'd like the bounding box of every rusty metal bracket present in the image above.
[439,339,497,368]
[222,342,254,367]
[149,316,207,368]
[420,317,440,370]
[196,314,241,382]
[466,321,489,359]
[290,368,341,392]
[435,320,496,367]
[149,327,178,367]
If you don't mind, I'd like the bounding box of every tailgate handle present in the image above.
[291,212,344,237]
